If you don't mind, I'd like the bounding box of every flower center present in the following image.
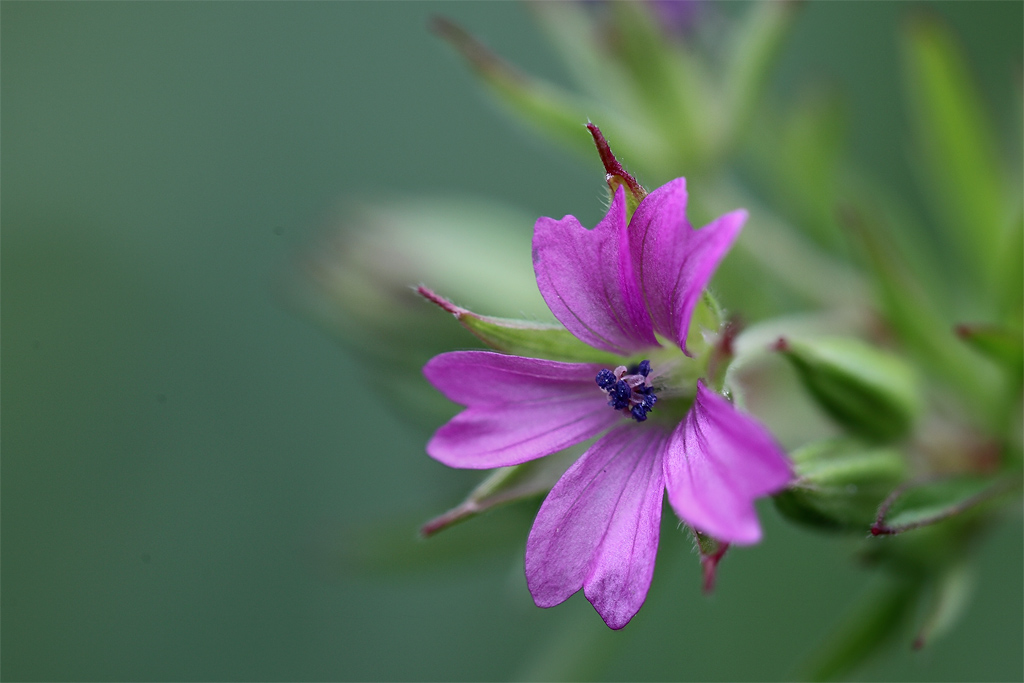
[595,360,658,422]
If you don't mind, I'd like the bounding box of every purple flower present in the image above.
[423,179,792,629]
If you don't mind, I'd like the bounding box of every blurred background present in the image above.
[2,2,1021,680]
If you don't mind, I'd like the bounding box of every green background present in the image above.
[2,2,1020,680]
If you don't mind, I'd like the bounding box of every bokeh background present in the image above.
[2,2,1021,680]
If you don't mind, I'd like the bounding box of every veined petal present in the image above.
[525,425,668,630]
[664,381,793,544]
[424,351,621,469]
[533,186,659,356]
[629,178,746,355]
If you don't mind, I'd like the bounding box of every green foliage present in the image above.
[799,577,922,682]
[903,16,1012,301]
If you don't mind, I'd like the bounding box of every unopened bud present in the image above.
[586,122,647,219]
[775,336,922,442]
[689,528,730,594]
[773,438,908,532]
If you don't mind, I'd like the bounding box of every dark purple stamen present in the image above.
[594,360,658,422]
[610,380,632,410]
[595,368,616,390]
[630,405,649,422]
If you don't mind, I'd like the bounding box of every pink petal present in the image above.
[525,425,668,630]
[424,351,621,469]
[663,381,793,545]
[628,178,746,355]
[533,186,659,356]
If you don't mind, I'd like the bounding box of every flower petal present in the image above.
[424,351,621,469]
[629,178,746,355]
[533,186,659,356]
[664,381,793,544]
[525,425,667,629]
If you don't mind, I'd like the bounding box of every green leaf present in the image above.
[903,16,1012,298]
[955,323,1024,373]
[748,89,848,253]
[607,2,711,167]
[417,287,624,364]
[430,16,659,170]
[777,336,922,443]
[525,1,632,105]
[913,560,974,650]
[722,0,797,152]
[421,446,580,537]
[799,577,921,682]
[997,208,1023,325]
[838,205,1002,425]
[774,438,908,532]
[705,181,869,311]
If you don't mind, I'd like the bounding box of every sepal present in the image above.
[689,528,729,595]
[773,438,908,533]
[421,447,579,537]
[587,122,647,220]
[871,473,1020,537]
[775,336,922,442]
[418,287,623,364]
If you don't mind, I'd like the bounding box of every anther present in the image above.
[595,369,617,390]
[594,360,658,422]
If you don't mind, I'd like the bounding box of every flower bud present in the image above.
[775,336,922,442]
[774,438,908,532]
[689,528,729,594]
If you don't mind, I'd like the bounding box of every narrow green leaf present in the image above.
[839,205,1002,425]
[799,577,921,682]
[430,16,658,169]
[955,323,1023,372]
[525,0,631,105]
[747,89,848,252]
[903,16,1011,297]
[722,0,798,151]
[997,209,1023,324]
[913,560,974,650]
[608,2,711,167]
[706,181,869,311]
[418,286,624,364]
